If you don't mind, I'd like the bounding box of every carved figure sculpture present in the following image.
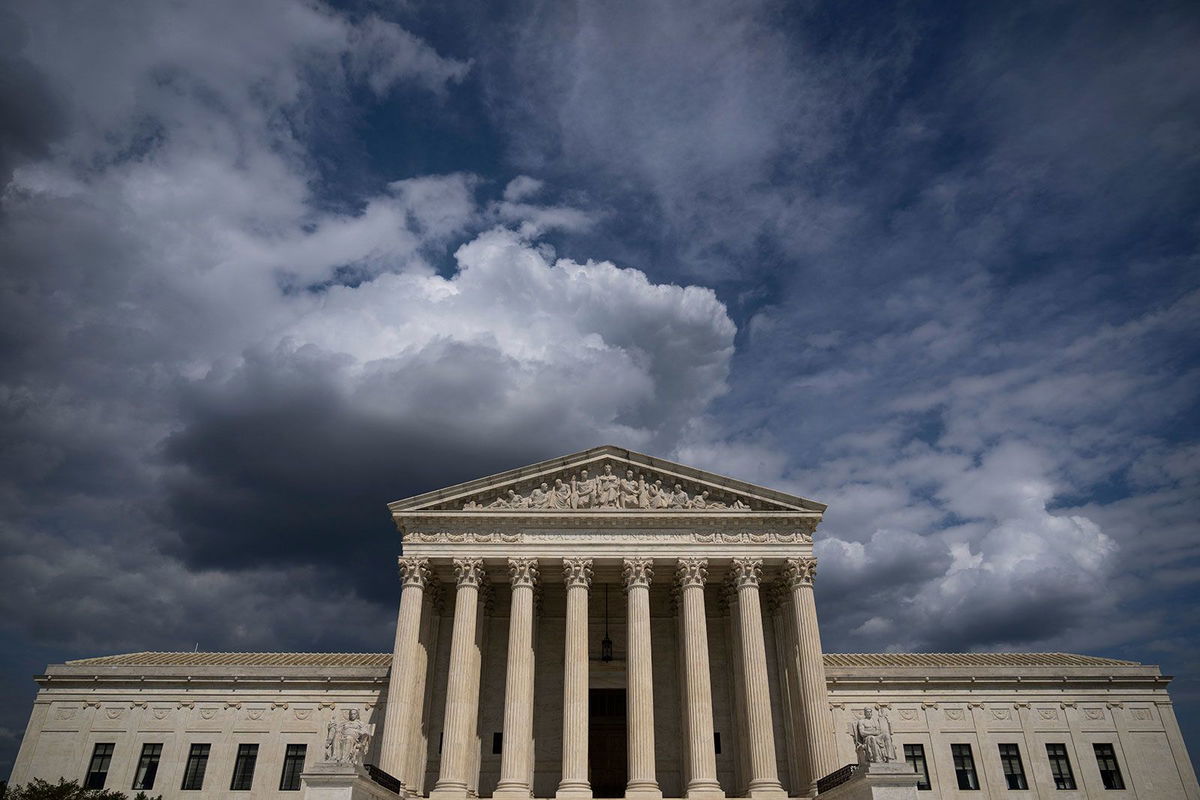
[620,470,642,508]
[550,478,572,509]
[325,709,374,766]
[670,484,690,508]
[528,482,550,509]
[456,462,759,511]
[597,463,620,507]
[852,708,896,764]
[573,470,597,508]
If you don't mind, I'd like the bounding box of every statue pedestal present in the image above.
[816,762,920,800]
[301,762,403,800]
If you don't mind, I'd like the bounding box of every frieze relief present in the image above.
[454,462,762,512]
[404,529,813,544]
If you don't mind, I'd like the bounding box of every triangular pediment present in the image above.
[387,445,825,513]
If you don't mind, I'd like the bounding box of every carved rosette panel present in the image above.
[731,557,763,588]
[622,558,654,591]
[676,557,708,588]
[783,556,817,588]
[563,557,594,589]
[508,558,540,588]
[453,558,486,587]
[398,557,431,588]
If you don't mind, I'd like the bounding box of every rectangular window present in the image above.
[492,732,503,755]
[132,743,163,790]
[1093,743,1125,790]
[998,744,1028,790]
[181,743,211,790]
[903,744,932,790]
[951,744,980,790]
[714,731,722,755]
[279,744,307,791]
[84,743,114,789]
[1046,743,1077,790]
[230,743,259,790]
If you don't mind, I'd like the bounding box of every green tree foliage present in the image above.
[2,778,162,800]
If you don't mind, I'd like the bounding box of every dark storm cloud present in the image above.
[0,11,65,190]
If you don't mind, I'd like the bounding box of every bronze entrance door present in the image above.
[588,688,628,798]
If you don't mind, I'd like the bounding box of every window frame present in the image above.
[1045,743,1077,790]
[131,742,163,790]
[998,743,1029,790]
[84,742,115,789]
[181,743,211,791]
[951,743,980,790]
[1092,743,1126,790]
[902,743,932,790]
[230,743,260,791]
[279,743,308,792]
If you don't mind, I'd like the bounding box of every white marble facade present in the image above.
[9,446,1200,800]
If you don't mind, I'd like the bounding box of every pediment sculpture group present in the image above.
[462,463,750,511]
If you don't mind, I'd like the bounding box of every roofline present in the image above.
[386,444,827,512]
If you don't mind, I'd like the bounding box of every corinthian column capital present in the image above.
[623,558,654,591]
[562,557,594,589]
[453,558,486,587]
[783,557,817,588]
[508,558,540,588]
[676,558,708,589]
[731,557,763,589]
[398,557,431,588]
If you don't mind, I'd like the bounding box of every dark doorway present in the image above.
[589,688,627,798]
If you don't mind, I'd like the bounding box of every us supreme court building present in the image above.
[10,446,1200,798]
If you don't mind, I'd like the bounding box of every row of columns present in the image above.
[378,557,836,799]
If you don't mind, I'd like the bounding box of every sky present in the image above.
[1,0,1198,780]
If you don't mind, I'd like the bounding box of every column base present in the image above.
[744,782,787,800]
[684,784,726,800]
[492,787,533,800]
[624,781,663,800]
[555,782,593,800]
[428,783,470,800]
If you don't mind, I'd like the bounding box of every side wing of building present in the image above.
[9,652,1198,799]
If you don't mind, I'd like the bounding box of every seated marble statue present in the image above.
[853,708,896,764]
[325,709,373,767]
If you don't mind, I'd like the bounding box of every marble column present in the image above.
[431,558,487,800]
[731,558,786,799]
[766,583,806,795]
[677,559,724,800]
[784,557,838,793]
[379,557,431,784]
[557,558,594,800]
[624,558,663,800]
[495,559,540,800]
